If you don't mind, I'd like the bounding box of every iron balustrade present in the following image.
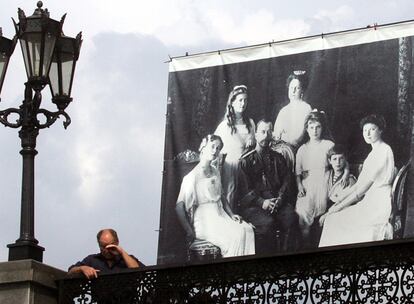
[59,239,414,304]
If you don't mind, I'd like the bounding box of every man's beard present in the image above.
[258,140,270,148]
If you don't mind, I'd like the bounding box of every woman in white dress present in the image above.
[319,114,395,247]
[273,71,312,149]
[175,134,255,258]
[215,85,255,209]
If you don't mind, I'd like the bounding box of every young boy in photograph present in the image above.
[313,144,357,245]
[325,145,357,209]
[316,145,357,235]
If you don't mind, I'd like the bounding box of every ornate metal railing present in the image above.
[58,239,414,304]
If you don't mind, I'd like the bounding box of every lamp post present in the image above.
[0,1,82,262]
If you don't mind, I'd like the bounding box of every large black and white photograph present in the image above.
[157,24,414,265]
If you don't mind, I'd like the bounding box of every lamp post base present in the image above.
[7,241,44,262]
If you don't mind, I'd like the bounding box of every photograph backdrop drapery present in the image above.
[158,22,414,265]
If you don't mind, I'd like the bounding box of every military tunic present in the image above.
[237,148,296,254]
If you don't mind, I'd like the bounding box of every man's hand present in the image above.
[105,244,123,256]
[105,244,140,269]
[262,198,277,212]
[270,197,282,214]
[79,265,100,279]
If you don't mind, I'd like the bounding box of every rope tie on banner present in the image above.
[165,54,172,63]
[321,33,324,39]
[366,23,378,30]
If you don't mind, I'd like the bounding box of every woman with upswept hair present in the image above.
[319,114,395,247]
[273,70,312,149]
[214,85,256,209]
[175,134,255,258]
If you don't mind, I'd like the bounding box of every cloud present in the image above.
[151,5,312,47]
[63,32,168,209]
[1,0,414,269]
[35,32,170,268]
[202,9,310,45]
[309,5,356,34]
[0,29,172,267]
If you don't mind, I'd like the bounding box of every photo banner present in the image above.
[157,21,414,265]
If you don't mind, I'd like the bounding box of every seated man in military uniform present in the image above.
[237,119,297,254]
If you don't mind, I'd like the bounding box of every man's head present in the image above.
[97,229,119,260]
[255,119,273,148]
[327,145,347,174]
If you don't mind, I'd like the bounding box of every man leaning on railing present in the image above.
[67,228,144,279]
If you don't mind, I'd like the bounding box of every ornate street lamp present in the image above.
[0,1,82,262]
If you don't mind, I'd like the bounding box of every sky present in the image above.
[0,0,413,270]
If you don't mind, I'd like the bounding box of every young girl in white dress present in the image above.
[215,85,255,209]
[295,110,334,246]
[175,135,255,258]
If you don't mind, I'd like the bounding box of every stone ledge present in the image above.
[0,260,66,304]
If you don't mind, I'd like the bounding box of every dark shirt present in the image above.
[68,253,144,274]
[238,147,293,209]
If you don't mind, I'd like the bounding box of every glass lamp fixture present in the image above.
[13,1,62,90]
[0,28,17,99]
[49,32,82,111]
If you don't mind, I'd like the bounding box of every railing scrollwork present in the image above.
[58,240,414,304]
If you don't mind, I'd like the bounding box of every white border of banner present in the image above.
[169,21,414,72]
